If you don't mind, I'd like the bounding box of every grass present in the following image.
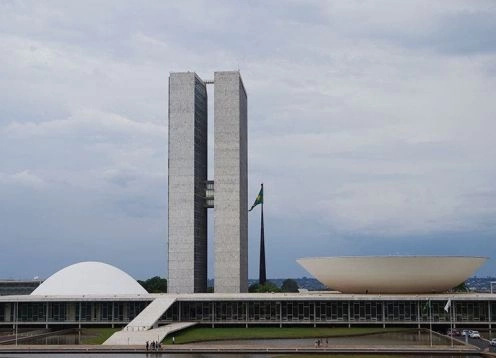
[80,328,120,345]
[162,326,413,344]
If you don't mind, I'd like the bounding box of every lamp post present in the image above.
[490,282,496,294]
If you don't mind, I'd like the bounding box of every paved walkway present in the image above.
[0,343,481,354]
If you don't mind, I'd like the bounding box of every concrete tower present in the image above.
[167,70,247,294]
[168,72,208,293]
[214,71,248,293]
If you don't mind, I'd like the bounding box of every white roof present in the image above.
[2,291,495,303]
[31,261,148,296]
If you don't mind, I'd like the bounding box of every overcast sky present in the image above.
[1,0,495,281]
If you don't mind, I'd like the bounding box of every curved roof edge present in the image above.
[31,261,148,296]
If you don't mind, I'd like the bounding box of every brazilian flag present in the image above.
[249,185,263,211]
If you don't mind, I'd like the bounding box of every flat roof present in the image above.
[1,291,495,303]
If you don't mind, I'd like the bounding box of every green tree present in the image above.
[452,281,469,292]
[249,281,281,293]
[138,276,167,293]
[248,283,260,292]
[281,279,299,292]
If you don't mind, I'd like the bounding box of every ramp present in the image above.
[126,297,175,331]
[104,322,196,345]
[103,297,178,345]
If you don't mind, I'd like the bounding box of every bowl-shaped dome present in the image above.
[297,256,487,294]
[31,261,148,296]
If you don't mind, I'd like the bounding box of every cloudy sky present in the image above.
[1,0,495,281]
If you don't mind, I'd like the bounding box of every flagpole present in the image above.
[259,183,266,285]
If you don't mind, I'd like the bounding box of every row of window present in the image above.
[2,300,495,324]
[163,300,496,323]
[0,302,148,323]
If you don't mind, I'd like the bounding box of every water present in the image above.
[0,354,483,357]
[199,331,462,347]
[17,332,81,345]
[5,330,85,345]
[0,331,481,357]
[11,330,456,346]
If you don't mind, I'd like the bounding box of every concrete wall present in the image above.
[214,71,248,293]
[168,72,208,293]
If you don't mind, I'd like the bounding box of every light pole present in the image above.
[490,282,496,294]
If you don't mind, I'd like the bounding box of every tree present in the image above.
[249,281,281,293]
[452,282,469,292]
[248,283,260,292]
[281,278,299,292]
[138,276,167,293]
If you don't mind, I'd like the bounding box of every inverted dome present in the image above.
[297,256,487,294]
[31,261,148,296]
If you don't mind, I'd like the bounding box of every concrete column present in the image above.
[488,301,491,334]
[5,303,11,322]
[348,301,351,328]
[417,300,420,329]
[313,302,316,327]
[383,301,386,329]
[212,301,215,328]
[45,302,49,328]
[246,302,249,328]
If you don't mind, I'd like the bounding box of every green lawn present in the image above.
[80,328,120,345]
[163,326,412,344]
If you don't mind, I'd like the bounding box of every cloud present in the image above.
[2,109,167,139]
[0,1,495,279]
[0,170,46,189]
[319,1,496,55]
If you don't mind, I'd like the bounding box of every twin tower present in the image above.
[168,71,248,293]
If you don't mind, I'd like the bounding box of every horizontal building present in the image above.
[0,280,41,296]
[1,292,496,330]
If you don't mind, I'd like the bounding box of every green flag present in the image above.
[249,185,263,212]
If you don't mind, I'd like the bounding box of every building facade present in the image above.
[214,72,248,293]
[0,281,41,296]
[168,73,208,293]
[2,293,496,331]
[168,71,248,294]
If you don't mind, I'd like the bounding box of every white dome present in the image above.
[31,261,148,296]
